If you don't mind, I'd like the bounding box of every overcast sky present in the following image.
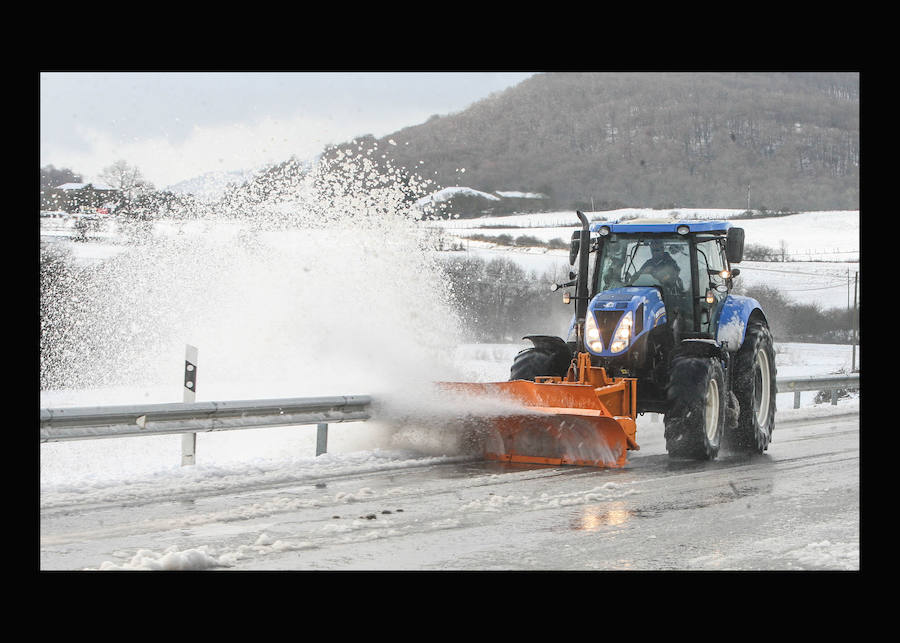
[40,72,535,189]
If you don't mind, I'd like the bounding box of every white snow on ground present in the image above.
[40,208,859,570]
[787,540,860,571]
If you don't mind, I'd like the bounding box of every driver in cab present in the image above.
[634,239,681,289]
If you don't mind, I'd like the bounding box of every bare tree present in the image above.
[98,160,154,194]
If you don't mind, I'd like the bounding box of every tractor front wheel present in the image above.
[664,354,725,460]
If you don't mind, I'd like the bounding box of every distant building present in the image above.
[41,182,120,214]
[55,182,115,191]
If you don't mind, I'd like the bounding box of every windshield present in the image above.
[597,234,691,294]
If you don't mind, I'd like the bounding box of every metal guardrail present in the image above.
[777,373,859,408]
[40,395,373,457]
[40,344,377,465]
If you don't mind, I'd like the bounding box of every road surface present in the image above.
[40,409,860,570]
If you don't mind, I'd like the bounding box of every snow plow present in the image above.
[442,352,638,467]
[442,210,775,468]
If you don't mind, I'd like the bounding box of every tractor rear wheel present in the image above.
[664,354,725,459]
[727,319,776,454]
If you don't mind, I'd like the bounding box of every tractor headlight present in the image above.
[597,225,611,236]
[676,225,690,235]
[585,312,603,352]
[609,311,633,353]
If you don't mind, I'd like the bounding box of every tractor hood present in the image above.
[581,287,667,357]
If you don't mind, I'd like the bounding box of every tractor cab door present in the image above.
[694,236,730,337]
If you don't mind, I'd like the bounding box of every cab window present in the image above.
[694,237,729,336]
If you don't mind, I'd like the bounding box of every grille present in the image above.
[594,310,624,345]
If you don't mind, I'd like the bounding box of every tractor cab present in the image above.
[590,219,744,340]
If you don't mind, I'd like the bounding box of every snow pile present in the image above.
[96,545,224,571]
[787,540,859,570]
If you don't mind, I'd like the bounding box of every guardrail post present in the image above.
[316,423,328,456]
[794,391,801,409]
[181,345,198,466]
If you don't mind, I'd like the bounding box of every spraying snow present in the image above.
[41,150,466,393]
[40,149,500,466]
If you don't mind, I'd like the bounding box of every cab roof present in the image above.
[590,218,732,234]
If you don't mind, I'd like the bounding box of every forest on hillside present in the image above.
[322,72,859,213]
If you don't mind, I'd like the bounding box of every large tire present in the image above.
[728,319,776,454]
[664,354,725,460]
[509,339,571,381]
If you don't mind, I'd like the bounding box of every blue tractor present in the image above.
[509,212,776,460]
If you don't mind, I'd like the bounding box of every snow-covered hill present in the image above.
[165,169,256,201]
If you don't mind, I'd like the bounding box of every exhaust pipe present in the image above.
[574,210,591,355]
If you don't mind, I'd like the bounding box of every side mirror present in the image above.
[569,230,580,265]
[726,227,745,264]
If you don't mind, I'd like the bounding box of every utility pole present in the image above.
[851,271,858,372]
[747,182,751,211]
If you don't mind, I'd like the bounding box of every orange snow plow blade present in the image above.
[441,354,639,468]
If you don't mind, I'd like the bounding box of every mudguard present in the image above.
[715,294,766,352]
